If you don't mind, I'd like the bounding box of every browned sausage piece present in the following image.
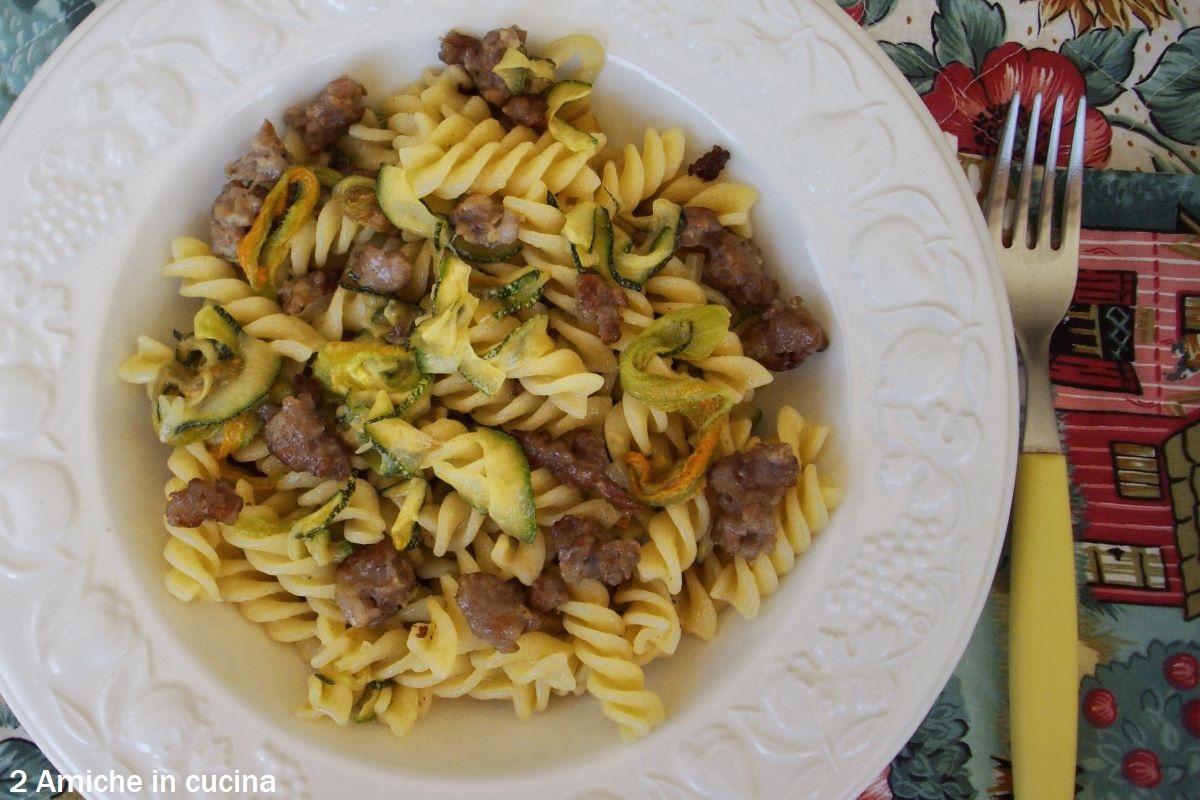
[526,571,570,613]
[681,207,777,310]
[210,181,263,261]
[225,120,290,188]
[501,94,548,129]
[335,540,418,627]
[708,443,800,560]
[550,515,640,587]
[283,75,367,154]
[279,270,338,316]
[455,572,541,653]
[262,394,352,479]
[739,297,828,372]
[342,244,413,296]
[575,272,628,345]
[462,26,527,107]
[165,478,243,528]
[511,430,646,516]
[449,193,520,247]
[687,145,731,181]
[439,30,481,67]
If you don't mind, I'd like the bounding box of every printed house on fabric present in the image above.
[1049,229,1200,620]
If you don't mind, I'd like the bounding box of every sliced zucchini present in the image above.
[449,237,523,264]
[611,199,683,289]
[364,417,439,478]
[411,256,505,395]
[293,476,356,539]
[153,329,281,446]
[563,202,613,277]
[479,268,546,318]
[192,305,241,352]
[312,341,422,399]
[479,428,536,543]
[431,429,535,543]
[484,314,551,370]
[493,48,557,95]
[563,200,681,290]
[376,165,451,242]
[546,81,598,153]
[457,347,507,396]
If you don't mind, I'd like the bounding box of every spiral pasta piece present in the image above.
[162,238,327,362]
[162,443,225,602]
[615,579,681,665]
[561,600,664,741]
[636,492,712,595]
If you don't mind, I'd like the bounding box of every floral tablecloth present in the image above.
[2,0,1199,797]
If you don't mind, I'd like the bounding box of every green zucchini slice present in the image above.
[448,237,523,264]
[152,307,282,446]
[479,268,546,318]
[312,341,422,400]
[376,165,451,243]
[430,429,536,543]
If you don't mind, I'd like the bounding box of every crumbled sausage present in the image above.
[225,120,290,188]
[575,272,628,345]
[439,30,481,67]
[569,429,610,470]
[549,515,640,587]
[502,94,548,129]
[279,270,338,316]
[455,572,541,652]
[262,394,352,479]
[210,181,263,260]
[449,193,520,248]
[283,75,367,154]
[342,244,413,295]
[335,540,418,627]
[687,145,731,181]
[739,297,828,372]
[165,478,243,528]
[511,430,646,516]
[460,26,527,106]
[709,443,800,559]
[681,207,777,309]
[526,571,570,613]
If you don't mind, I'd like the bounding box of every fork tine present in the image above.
[1060,97,1087,254]
[986,92,1021,246]
[1011,93,1043,249]
[1036,96,1066,248]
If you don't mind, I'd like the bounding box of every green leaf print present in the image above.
[931,0,1005,72]
[1060,28,1142,108]
[1136,29,1200,145]
[0,699,17,731]
[864,0,899,26]
[880,41,940,94]
[0,739,60,800]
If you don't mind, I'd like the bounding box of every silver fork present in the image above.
[986,93,1084,800]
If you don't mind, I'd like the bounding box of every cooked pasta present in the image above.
[119,24,836,742]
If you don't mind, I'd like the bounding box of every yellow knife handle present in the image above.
[1010,452,1078,799]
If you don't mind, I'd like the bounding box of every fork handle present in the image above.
[1010,452,1078,799]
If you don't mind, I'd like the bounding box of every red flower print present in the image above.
[921,42,1112,168]
[837,0,866,24]
[1121,749,1162,788]
[1083,688,1118,728]
[1163,652,1199,689]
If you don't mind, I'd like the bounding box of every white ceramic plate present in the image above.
[0,0,1016,797]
